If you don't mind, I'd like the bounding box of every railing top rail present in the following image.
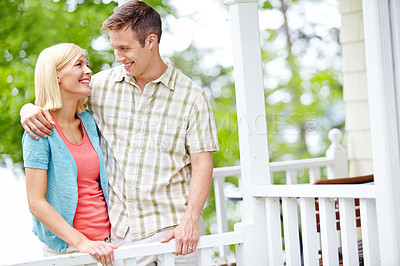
[213,165,241,178]
[212,156,334,179]
[6,232,243,266]
[251,184,376,199]
[270,156,334,172]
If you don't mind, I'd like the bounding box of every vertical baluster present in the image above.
[265,197,283,265]
[360,198,380,266]
[300,197,319,266]
[286,169,297,185]
[160,253,174,266]
[198,248,212,266]
[309,167,321,184]
[319,197,339,265]
[234,222,252,266]
[282,197,301,266]
[213,177,229,257]
[123,258,137,266]
[338,198,359,265]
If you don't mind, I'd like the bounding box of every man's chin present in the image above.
[124,70,135,77]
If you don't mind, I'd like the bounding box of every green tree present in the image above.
[0,0,174,165]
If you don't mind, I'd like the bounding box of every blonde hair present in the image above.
[34,43,86,114]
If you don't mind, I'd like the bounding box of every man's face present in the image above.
[109,27,150,77]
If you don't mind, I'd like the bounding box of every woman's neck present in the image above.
[50,100,84,144]
[50,100,78,125]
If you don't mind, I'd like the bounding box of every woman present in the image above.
[22,43,117,265]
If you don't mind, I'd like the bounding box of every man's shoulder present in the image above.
[173,68,204,95]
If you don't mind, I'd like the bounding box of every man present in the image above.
[20,1,219,265]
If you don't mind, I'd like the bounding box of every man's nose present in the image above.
[114,50,124,62]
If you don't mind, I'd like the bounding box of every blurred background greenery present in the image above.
[0,0,344,236]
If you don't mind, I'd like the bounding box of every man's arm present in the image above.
[160,151,213,255]
[20,103,55,139]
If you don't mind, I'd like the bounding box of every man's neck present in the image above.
[134,56,168,92]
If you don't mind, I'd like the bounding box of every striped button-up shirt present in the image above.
[88,60,219,240]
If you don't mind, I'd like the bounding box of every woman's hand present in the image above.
[25,168,118,265]
[77,240,118,266]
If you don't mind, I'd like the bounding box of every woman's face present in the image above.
[57,54,92,98]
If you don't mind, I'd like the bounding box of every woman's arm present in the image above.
[25,168,117,265]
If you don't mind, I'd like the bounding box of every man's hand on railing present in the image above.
[77,240,118,266]
[160,216,199,256]
[20,103,55,140]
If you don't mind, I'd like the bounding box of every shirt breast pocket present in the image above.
[148,116,185,153]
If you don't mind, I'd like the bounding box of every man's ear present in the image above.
[146,33,158,49]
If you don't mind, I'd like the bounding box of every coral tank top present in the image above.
[53,117,110,241]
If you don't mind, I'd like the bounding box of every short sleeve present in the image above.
[22,132,50,170]
[186,92,219,154]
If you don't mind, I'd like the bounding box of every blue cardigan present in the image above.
[22,110,109,252]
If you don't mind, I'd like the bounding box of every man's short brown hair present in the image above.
[102,0,162,47]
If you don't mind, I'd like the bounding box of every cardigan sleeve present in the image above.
[22,132,50,170]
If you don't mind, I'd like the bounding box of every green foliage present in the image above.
[0,0,174,165]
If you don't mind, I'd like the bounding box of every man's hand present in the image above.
[160,151,213,255]
[77,239,118,266]
[20,103,55,139]
[160,215,199,255]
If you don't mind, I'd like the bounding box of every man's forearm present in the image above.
[184,151,213,221]
[20,103,54,139]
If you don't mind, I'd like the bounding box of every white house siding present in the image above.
[340,0,373,176]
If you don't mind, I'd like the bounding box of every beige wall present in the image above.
[340,0,373,176]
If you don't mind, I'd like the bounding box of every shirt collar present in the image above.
[111,58,176,91]
[113,65,125,83]
[153,58,176,91]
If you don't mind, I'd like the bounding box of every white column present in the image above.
[362,0,400,264]
[225,0,271,265]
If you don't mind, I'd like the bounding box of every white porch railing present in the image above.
[7,232,243,266]
[251,184,379,266]
[212,128,348,257]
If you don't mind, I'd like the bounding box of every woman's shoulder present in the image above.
[22,131,50,147]
[22,131,51,168]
